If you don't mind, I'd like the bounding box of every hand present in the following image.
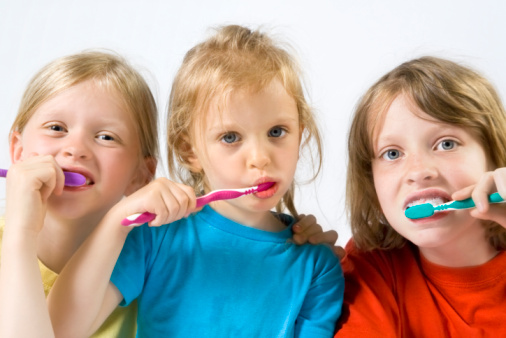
[292,214,346,259]
[452,167,506,227]
[111,177,197,230]
[5,154,65,235]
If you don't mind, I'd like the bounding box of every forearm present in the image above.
[0,229,54,338]
[47,213,130,337]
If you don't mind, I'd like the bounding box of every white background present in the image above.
[1,0,505,245]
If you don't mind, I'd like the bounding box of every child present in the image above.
[0,49,331,338]
[336,56,506,336]
[48,25,344,337]
[0,50,159,337]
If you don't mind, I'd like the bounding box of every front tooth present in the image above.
[407,197,445,208]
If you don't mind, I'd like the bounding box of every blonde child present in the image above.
[336,56,506,336]
[0,50,159,337]
[0,49,331,338]
[48,25,344,337]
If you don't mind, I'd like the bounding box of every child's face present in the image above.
[371,94,491,253]
[191,79,301,223]
[10,79,147,220]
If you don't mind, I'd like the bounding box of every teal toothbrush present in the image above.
[405,192,505,220]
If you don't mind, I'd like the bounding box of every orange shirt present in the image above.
[335,240,506,337]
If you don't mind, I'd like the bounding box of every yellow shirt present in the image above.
[0,221,137,337]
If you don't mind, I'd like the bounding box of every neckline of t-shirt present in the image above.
[196,205,294,243]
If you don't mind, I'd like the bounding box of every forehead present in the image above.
[27,80,134,128]
[370,94,423,142]
[197,79,298,129]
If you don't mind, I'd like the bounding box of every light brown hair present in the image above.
[347,56,506,250]
[167,25,322,217]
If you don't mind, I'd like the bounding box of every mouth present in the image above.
[405,197,448,210]
[403,189,451,211]
[253,178,277,199]
[62,168,95,187]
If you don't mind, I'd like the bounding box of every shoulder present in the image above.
[341,239,422,299]
[342,239,417,272]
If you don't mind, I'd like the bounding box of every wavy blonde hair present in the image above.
[167,25,322,217]
[347,56,506,250]
[10,50,158,167]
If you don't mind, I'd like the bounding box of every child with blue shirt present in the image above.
[49,25,344,337]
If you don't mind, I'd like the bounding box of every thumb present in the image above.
[470,205,506,228]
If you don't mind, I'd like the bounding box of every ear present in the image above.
[186,146,202,173]
[298,124,305,146]
[9,131,24,163]
[124,156,158,196]
[180,135,202,173]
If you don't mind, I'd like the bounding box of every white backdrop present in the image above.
[1,0,505,245]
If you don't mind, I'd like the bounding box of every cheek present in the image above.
[20,137,56,158]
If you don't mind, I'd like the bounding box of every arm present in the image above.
[48,178,195,337]
[295,248,344,337]
[334,240,400,338]
[0,155,65,338]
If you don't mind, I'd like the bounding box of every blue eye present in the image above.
[269,126,286,138]
[221,133,239,144]
[382,149,401,160]
[438,139,456,150]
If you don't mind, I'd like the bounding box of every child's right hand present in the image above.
[5,154,65,235]
[111,177,198,230]
[452,167,506,228]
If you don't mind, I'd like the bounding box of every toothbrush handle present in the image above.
[0,168,85,187]
[489,192,504,203]
[450,192,504,210]
[195,191,244,208]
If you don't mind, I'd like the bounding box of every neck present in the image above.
[36,212,104,273]
[419,228,498,267]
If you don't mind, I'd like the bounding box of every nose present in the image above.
[247,139,271,170]
[405,152,438,184]
[61,134,92,160]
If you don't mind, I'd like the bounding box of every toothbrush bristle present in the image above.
[405,203,435,219]
[256,182,275,193]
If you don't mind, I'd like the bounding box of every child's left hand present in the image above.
[452,167,506,227]
[292,214,346,259]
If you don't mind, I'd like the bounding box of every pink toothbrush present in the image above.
[0,168,86,187]
[121,182,275,226]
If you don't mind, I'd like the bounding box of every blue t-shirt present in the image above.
[111,206,344,337]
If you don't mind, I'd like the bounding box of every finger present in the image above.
[32,158,62,201]
[48,157,65,196]
[471,173,497,213]
[332,246,346,260]
[308,230,338,246]
[493,168,506,196]
[470,204,506,228]
[153,179,195,226]
[451,185,475,201]
[292,214,316,233]
[292,223,324,244]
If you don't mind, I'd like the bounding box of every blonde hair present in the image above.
[167,25,322,217]
[11,50,158,163]
[347,56,506,250]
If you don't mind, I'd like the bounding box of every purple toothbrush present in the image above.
[121,182,275,226]
[0,168,86,187]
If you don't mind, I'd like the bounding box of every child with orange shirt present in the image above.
[336,56,506,337]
